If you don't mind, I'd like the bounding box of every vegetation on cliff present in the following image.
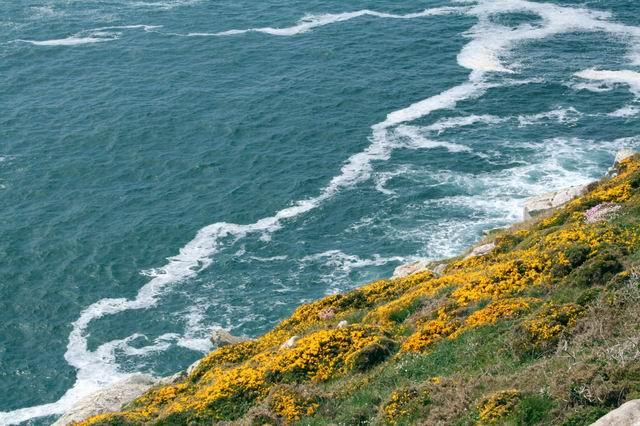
[79,157,640,425]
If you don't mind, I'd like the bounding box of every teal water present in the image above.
[1,1,640,424]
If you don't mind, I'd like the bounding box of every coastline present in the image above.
[54,150,640,425]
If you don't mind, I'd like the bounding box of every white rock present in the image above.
[158,371,185,385]
[608,149,637,177]
[186,358,203,376]
[280,336,299,350]
[464,242,496,260]
[337,320,348,329]
[614,148,636,166]
[393,259,433,279]
[591,399,640,426]
[432,263,447,276]
[523,184,588,220]
[210,328,250,347]
[52,374,159,426]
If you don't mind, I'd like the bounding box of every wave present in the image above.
[5,1,640,424]
[575,69,640,96]
[517,107,583,127]
[608,105,640,117]
[130,0,202,10]
[300,250,406,293]
[16,25,160,47]
[300,250,406,272]
[186,7,466,37]
[374,165,412,196]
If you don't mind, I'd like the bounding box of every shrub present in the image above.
[267,385,319,422]
[514,303,583,356]
[567,248,624,288]
[349,338,398,372]
[402,309,461,353]
[551,243,590,277]
[477,389,521,424]
[508,393,555,425]
[382,387,430,424]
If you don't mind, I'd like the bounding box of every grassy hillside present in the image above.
[79,157,640,426]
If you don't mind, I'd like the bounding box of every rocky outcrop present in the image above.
[280,336,299,350]
[522,184,588,220]
[615,148,636,167]
[522,149,636,220]
[607,148,637,177]
[392,260,433,279]
[464,242,496,260]
[186,358,203,376]
[393,259,448,279]
[52,374,159,426]
[210,329,251,347]
[591,399,640,426]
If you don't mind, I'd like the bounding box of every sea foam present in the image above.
[575,69,640,96]
[18,25,160,47]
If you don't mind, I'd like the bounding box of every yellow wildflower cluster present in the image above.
[76,412,146,426]
[84,325,385,423]
[465,298,538,328]
[451,256,548,304]
[364,274,454,325]
[190,340,259,379]
[131,383,188,417]
[590,182,632,203]
[477,389,521,424]
[402,309,460,352]
[268,326,382,381]
[522,303,583,344]
[382,387,429,424]
[268,386,319,421]
[260,272,434,349]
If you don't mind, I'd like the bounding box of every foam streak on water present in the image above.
[17,25,161,46]
[4,1,640,424]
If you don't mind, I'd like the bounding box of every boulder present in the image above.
[280,336,299,350]
[591,399,640,426]
[158,371,185,385]
[432,263,447,276]
[464,242,496,260]
[337,320,348,329]
[52,374,159,426]
[186,358,203,376]
[210,329,250,347]
[523,184,588,220]
[393,260,433,279]
[614,148,636,166]
[607,148,636,177]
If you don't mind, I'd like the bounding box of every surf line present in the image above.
[4,1,640,424]
[15,25,161,47]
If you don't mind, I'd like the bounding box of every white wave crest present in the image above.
[575,69,640,96]
[608,105,640,117]
[187,7,465,37]
[424,114,506,134]
[18,25,161,47]
[517,107,583,127]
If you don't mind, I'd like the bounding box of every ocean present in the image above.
[1,0,640,424]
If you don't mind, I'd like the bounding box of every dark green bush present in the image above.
[566,248,624,287]
[350,338,398,372]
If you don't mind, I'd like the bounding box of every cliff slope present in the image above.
[78,156,640,425]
